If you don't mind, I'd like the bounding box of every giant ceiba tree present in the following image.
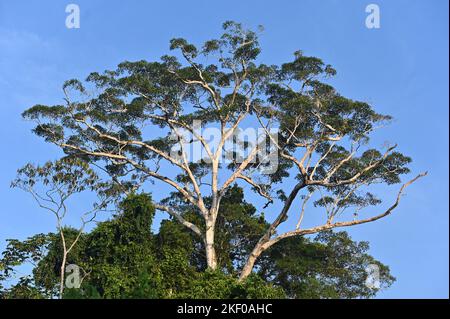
[22,21,425,280]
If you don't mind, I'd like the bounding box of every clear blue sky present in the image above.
[0,0,448,298]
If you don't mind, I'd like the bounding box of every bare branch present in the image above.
[239,172,427,280]
[154,203,203,239]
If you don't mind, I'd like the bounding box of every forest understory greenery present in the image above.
[1,188,394,299]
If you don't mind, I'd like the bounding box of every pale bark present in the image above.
[58,227,67,299]
[154,204,203,238]
[205,217,218,270]
[239,172,427,281]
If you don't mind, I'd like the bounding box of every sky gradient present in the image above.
[0,0,448,298]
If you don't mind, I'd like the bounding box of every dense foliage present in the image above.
[0,189,394,299]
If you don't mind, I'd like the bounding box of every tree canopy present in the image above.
[3,21,425,298]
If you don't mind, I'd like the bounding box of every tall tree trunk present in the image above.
[240,182,306,281]
[59,252,67,299]
[239,241,266,281]
[205,218,217,270]
[239,252,258,281]
[58,226,67,299]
